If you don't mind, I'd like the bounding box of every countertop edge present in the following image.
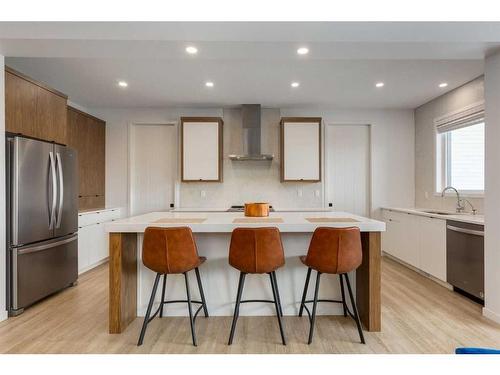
[382,207,484,225]
[103,210,386,233]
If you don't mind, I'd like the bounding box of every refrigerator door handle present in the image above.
[56,152,64,228]
[49,151,57,230]
[17,234,78,255]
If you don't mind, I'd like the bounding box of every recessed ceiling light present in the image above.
[375,82,385,88]
[297,47,309,55]
[205,81,214,87]
[439,82,448,88]
[186,46,198,54]
[117,81,128,88]
[291,82,300,88]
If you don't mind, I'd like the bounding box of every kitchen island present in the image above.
[105,211,385,334]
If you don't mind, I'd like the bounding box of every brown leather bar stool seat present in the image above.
[137,227,209,347]
[227,227,287,345]
[298,227,365,344]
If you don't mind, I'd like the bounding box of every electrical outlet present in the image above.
[200,190,206,198]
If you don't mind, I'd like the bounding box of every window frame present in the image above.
[434,102,485,197]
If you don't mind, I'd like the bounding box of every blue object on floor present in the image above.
[456,347,500,354]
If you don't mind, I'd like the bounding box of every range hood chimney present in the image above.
[228,104,274,161]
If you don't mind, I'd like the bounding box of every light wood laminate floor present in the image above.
[1,256,499,354]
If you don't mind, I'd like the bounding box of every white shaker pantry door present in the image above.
[129,124,177,216]
[326,124,370,216]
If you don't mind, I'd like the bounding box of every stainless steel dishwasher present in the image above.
[446,220,484,303]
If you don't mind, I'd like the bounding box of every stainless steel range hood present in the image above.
[228,104,274,161]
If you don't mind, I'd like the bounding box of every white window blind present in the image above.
[435,102,485,134]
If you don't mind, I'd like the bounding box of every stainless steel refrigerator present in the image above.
[6,134,78,316]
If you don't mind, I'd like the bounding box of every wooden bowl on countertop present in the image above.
[244,203,270,217]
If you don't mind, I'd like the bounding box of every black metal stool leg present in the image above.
[184,272,197,346]
[271,272,284,317]
[137,273,161,346]
[344,273,366,344]
[159,274,167,318]
[298,267,312,317]
[307,271,321,345]
[339,274,347,317]
[228,272,246,345]
[195,267,209,317]
[269,272,287,345]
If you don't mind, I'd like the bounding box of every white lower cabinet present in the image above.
[418,216,447,282]
[382,209,447,282]
[78,208,121,274]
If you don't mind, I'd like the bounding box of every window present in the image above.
[435,104,485,195]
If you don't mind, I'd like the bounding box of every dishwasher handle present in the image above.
[447,224,484,237]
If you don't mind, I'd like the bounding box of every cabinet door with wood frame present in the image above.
[280,117,322,182]
[67,106,106,210]
[181,117,223,182]
[5,67,68,144]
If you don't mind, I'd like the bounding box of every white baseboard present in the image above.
[0,310,8,322]
[382,252,452,290]
[78,257,109,276]
[483,307,500,324]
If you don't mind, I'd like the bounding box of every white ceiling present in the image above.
[2,22,498,109]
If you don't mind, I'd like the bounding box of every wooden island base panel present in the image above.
[357,232,381,331]
[109,233,137,334]
[105,212,385,333]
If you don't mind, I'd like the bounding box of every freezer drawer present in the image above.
[446,220,484,301]
[11,234,78,312]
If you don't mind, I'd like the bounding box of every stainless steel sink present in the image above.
[419,210,456,215]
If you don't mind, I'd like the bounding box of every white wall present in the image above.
[94,106,415,218]
[282,108,415,218]
[0,55,6,321]
[414,77,484,213]
[484,51,500,324]
[90,107,222,214]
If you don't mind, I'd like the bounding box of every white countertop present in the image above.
[382,207,484,225]
[104,211,386,233]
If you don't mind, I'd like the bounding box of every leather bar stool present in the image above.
[137,226,209,347]
[298,227,365,345]
[227,227,287,345]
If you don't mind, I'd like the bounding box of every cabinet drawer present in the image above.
[98,209,121,223]
[382,209,406,222]
[78,208,120,227]
[79,212,102,227]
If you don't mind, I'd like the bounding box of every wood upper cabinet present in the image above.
[66,106,106,210]
[5,67,68,144]
[181,117,223,182]
[280,117,322,182]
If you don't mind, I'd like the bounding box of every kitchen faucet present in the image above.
[440,186,477,215]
